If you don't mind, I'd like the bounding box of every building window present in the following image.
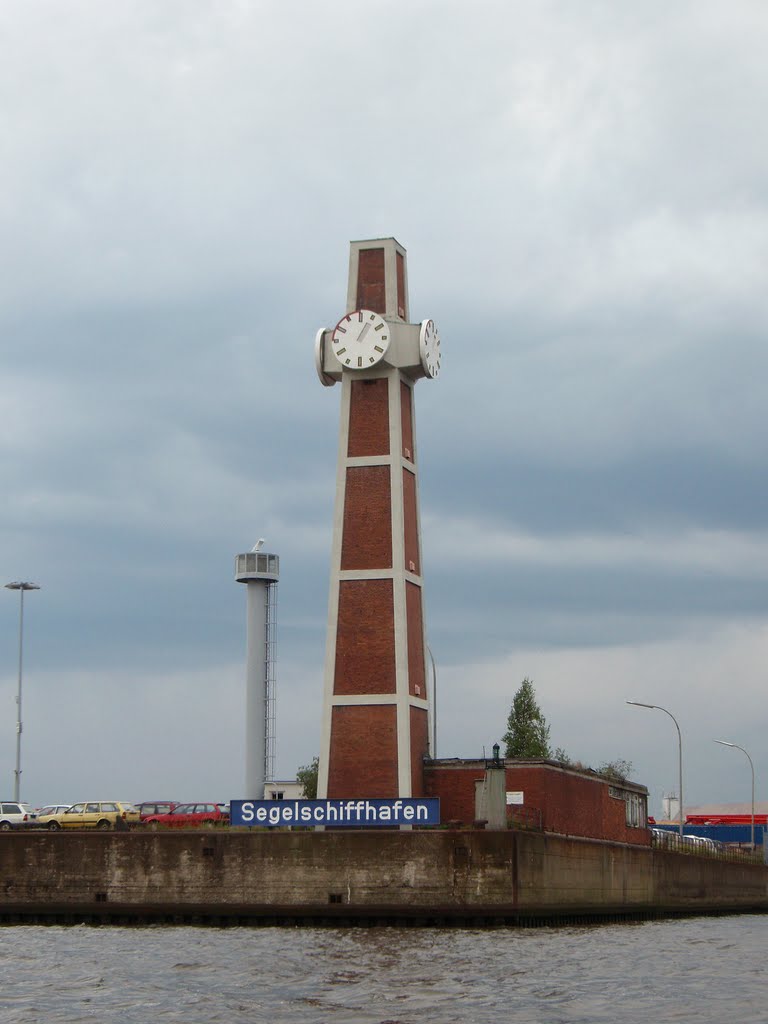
[271,791,284,801]
[625,792,646,828]
[610,786,646,827]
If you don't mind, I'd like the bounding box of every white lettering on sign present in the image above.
[229,798,441,828]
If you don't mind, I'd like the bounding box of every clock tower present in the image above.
[314,238,441,801]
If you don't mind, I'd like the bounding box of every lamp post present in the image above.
[627,700,684,837]
[427,644,437,759]
[715,739,755,849]
[5,581,40,802]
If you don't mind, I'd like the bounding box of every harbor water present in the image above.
[1,914,765,1023]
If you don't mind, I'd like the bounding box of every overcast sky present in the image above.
[1,1,767,816]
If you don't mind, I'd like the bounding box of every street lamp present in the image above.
[5,581,40,802]
[427,644,437,759]
[714,739,755,849]
[627,700,684,837]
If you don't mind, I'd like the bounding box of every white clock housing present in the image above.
[331,309,390,370]
[419,319,441,378]
[314,328,336,386]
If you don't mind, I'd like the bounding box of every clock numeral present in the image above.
[374,345,383,353]
[336,347,347,356]
[357,356,362,367]
[374,323,384,331]
[358,312,364,322]
[336,325,347,334]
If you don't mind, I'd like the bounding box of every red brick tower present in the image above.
[313,238,441,800]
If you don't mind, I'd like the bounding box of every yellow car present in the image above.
[45,802,140,831]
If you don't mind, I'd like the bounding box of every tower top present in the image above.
[346,237,409,321]
[235,550,279,583]
[314,237,441,385]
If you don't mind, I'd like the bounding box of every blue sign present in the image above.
[231,798,440,828]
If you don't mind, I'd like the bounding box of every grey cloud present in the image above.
[1,1,768,804]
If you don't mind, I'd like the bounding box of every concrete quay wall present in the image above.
[1,829,766,924]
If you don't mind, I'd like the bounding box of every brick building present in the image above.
[425,758,650,846]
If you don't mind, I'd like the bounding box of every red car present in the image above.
[144,802,229,828]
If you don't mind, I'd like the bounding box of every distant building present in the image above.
[685,802,768,819]
[263,780,304,801]
[661,793,680,822]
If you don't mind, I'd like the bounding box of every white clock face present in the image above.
[331,309,390,369]
[419,319,441,378]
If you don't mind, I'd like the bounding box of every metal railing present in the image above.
[651,829,763,863]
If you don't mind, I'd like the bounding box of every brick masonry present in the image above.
[402,468,420,575]
[396,250,406,319]
[405,581,426,697]
[328,704,399,797]
[348,379,390,457]
[340,465,392,570]
[409,706,429,797]
[334,579,396,695]
[400,380,414,461]
[356,247,386,313]
[425,760,651,846]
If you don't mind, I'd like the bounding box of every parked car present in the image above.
[651,828,677,847]
[143,802,229,828]
[134,801,178,820]
[0,801,37,830]
[45,802,140,831]
[683,834,722,853]
[37,804,72,818]
[27,804,72,829]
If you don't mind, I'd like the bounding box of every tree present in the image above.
[296,756,319,799]
[598,758,634,782]
[503,678,551,758]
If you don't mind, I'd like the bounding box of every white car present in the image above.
[30,804,72,828]
[0,801,37,830]
[651,827,677,846]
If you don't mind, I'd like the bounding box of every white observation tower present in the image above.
[235,539,279,799]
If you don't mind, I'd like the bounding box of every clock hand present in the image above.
[356,321,372,344]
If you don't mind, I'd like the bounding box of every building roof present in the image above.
[426,757,648,793]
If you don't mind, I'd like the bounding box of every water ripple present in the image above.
[0,916,767,1022]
